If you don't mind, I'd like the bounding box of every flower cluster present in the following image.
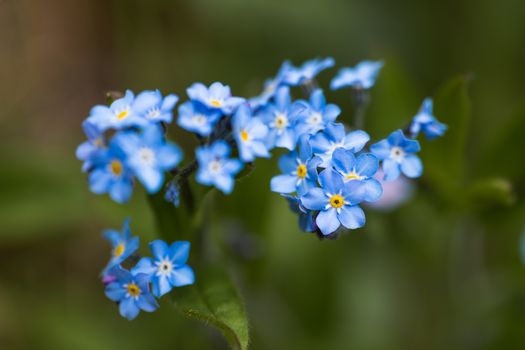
[101,219,194,320]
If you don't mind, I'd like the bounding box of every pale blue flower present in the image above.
[331,60,383,90]
[283,57,335,86]
[196,141,243,194]
[232,105,270,162]
[177,101,222,137]
[187,82,245,114]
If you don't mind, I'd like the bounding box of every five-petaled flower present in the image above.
[177,101,223,137]
[300,169,366,236]
[104,265,159,320]
[114,125,183,193]
[133,240,195,297]
[102,219,139,274]
[76,120,105,172]
[409,98,447,140]
[295,89,341,135]
[187,82,245,114]
[331,60,383,90]
[196,140,244,194]
[232,104,270,162]
[132,90,179,124]
[371,130,422,181]
[309,122,370,168]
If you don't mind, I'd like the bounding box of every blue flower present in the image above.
[270,135,320,196]
[102,219,139,273]
[283,57,335,86]
[249,61,292,110]
[232,104,271,162]
[132,90,179,124]
[409,98,447,140]
[76,120,105,172]
[104,265,159,320]
[187,82,245,114]
[86,90,149,132]
[177,101,223,137]
[196,140,243,194]
[132,240,195,297]
[258,86,306,150]
[300,169,366,236]
[164,181,180,208]
[331,60,383,90]
[114,125,183,193]
[88,137,134,203]
[309,122,370,168]
[370,130,422,181]
[283,194,316,233]
[295,89,341,135]
[332,148,382,202]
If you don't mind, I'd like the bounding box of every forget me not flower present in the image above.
[331,60,383,90]
[301,169,366,236]
[258,86,306,150]
[283,57,335,86]
[76,120,105,172]
[115,125,183,193]
[232,104,270,162]
[371,130,422,181]
[177,101,223,137]
[332,148,382,202]
[132,90,179,124]
[187,82,245,114]
[196,140,243,194]
[409,98,447,140]
[270,135,320,196]
[104,265,159,320]
[295,89,341,135]
[133,240,195,297]
[309,122,370,168]
[102,218,139,273]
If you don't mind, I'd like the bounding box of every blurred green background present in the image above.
[1,0,525,349]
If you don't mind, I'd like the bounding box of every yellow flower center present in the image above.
[113,243,125,257]
[330,194,345,208]
[296,164,307,179]
[210,99,222,107]
[110,160,123,176]
[117,110,129,120]
[240,130,249,142]
[127,283,141,297]
[345,172,363,181]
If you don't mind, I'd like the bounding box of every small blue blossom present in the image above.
[331,60,383,90]
[249,61,293,110]
[258,86,306,150]
[232,104,271,162]
[196,140,243,194]
[187,82,245,114]
[102,218,139,273]
[114,125,183,193]
[76,120,105,172]
[309,122,370,168]
[177,101,223,137]
[283,57,335,86]
[133,240,195,297]
[164,181,181,208]
[409,98,448,140]
[332,148,383,202]
[86,90,149,132]
[88,137,134,203]
[283,194,317,233]
[300,169,366,236]
[295,89,341,135]
[132,90,179,124]
[270,135,320,196]
[104,265,159,320]
[370,130,422,181]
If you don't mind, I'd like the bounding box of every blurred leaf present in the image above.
[467,177,516,209]
[420,75,471,196]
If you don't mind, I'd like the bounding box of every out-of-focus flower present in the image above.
[331,60,383,90]
[409,98,447,140]
[76,120,105,172]
[177,101,223,137]
[196,140,243,194]
[232,105,270,162]
[283,57,335,86]
[295,89,341,135]
[187,82,245,114]
[133,90,178,124]
[249,61,292,110]
[102,219,139,273]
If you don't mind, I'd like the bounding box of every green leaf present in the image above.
[420,75,471,196]
[467,177,516,210]
[172,265,249,350]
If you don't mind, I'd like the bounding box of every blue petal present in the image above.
[103,229,122,246]
[169,241,191,265]
[344,130,369,152]
[275,129,296,150]
[355,153,378,178]
[109,178,133,203]
[310,89,325,110]
[316,208,340,235]
[169,265,195,287]
[271,174,297,194]
[332,148,356,175]
[135,166,163,194]
[88,169,112,194]
[300,188,328,210]
[105,283,126,302]
[150,240,169,260]
[318,168,344,194]
[119,297,140,320]
[363,179,383,202]
[401,155,423,178]
[154,275,172,297]
[387,130,405,146]
[133,90,161,114]
[370,139,391,160]
[324,104,341,122]
[137,294,159,312]
[402,138,421,153]
[215,174,235,194]
[131,257,156,276]
[383,159,401,181]
[157,143,183,169]
[338,205,365,229]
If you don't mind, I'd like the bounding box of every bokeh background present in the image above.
[1,0,525,349]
